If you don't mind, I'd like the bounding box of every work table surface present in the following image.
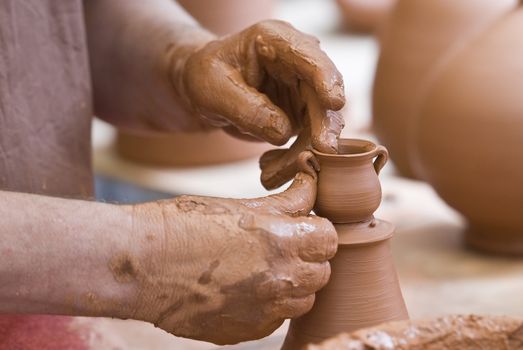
[91,1,523,348]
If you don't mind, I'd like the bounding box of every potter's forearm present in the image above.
[0,191,136,318]
[84,0,215,132]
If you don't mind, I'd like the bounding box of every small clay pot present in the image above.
[313,139,388,223]
[307,315,523,350]
[372,0,516,178]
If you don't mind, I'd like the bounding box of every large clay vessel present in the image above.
[413,6,523,255]
[335,0,396,33]
[372,0,516,178]
[117,0,274,167]
[282,139,408,350]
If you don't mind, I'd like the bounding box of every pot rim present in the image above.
[312,138,379,159]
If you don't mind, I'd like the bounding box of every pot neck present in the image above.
[314,152,374,167]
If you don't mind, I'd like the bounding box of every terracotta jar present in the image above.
[116,0,274,167]
[372,0,516,178]
[335,0,396,33]
[281,140,407,349]
[413,5,523,255]
[313,139,388,223]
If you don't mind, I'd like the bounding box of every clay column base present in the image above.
[281,219,408,350]
[465,224,523,256]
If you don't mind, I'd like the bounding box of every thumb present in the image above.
[246,151,319,216]
[260,131,311,190]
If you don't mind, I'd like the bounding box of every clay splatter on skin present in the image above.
[154,299,184,327]
[198,260,220,285]
[109,253,139,283]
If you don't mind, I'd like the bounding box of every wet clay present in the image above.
[277,139,407,350]
[372,0,516,178]
[413,4,523,256]
[307,315,523,350]
[260,84,344,190]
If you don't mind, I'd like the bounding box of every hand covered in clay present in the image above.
[177,20,345,150]
[127,159,337,345]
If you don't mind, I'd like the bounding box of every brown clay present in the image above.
[336,0,396,33]
[312,139,388,223]
[413,5,523,256]
[279,139,408,350]
[307,315,523,350]
[282,220,408,350]
[372,0,516,178]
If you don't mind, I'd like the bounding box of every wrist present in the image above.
[121,201,187,326]
[166,27,216,119]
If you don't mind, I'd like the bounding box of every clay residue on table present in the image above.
[307,315,523,350]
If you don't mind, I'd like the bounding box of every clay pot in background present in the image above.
[117,130,270,167]
[413,7,523,255]
[177,0,274,35]
[117,0,274,167]
[313,139,388,223]
[336,0,396,33]
[372,0,516,178]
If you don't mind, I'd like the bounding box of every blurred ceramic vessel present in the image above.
[177,0,274,36]
[117,0,274,166]
[336,0,396,33]
[313,139,388,223]
[372,0,516,178]
[413,5,523,255]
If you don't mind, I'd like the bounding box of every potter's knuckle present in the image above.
[304,294,316,309]
[319,262,332,288]
[295,295,316,317]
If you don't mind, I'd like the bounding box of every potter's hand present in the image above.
[178,20,345,149]
[130,170,337,345]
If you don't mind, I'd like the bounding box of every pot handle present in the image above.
[372,145,389,175]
